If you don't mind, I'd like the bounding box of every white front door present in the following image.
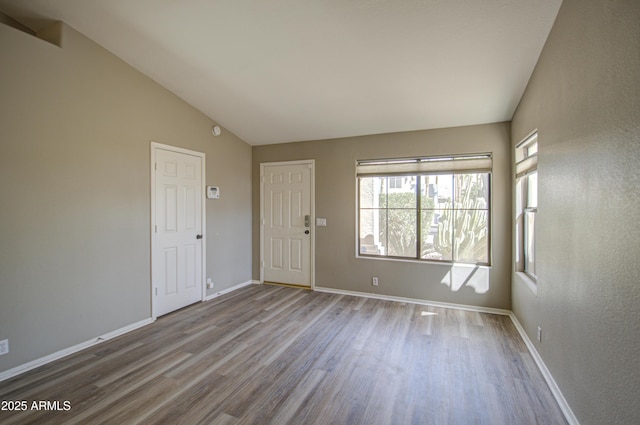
[261,162,313,287]
[152,144,204,317]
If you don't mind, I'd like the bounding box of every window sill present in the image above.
[357,254,491,269]
[516,272,538,296]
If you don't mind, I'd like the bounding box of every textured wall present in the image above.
[0,22,252,373]
[253,122,512,310]
[511,0,640,423]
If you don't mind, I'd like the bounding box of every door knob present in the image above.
[196,234,203,239]
[305,230,310,234]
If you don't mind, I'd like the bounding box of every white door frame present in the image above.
[260,159,315,289]
[150,141,206,319]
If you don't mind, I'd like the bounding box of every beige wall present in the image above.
[511,0,640,423]
[253,122,512,310]
[0,22,252,373]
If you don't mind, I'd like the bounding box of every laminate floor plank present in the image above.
[238,300,361,424]
[0,285,568,425]
[65,351,191,425]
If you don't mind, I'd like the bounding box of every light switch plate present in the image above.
[316,218,327,226]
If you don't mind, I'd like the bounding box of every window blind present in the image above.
[515,155,538,178]
[515,132,538,178]
[356,154,492,176]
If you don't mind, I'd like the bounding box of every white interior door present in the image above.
[153,145,204,317]
[262,162,313,287]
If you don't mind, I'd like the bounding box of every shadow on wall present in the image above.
[440,265,489,294]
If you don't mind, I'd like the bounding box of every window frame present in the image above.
[356,154,492,266]
[515,132,538,284]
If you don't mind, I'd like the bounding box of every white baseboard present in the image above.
[313,286,511,315]
[0,280,258,382]
[0,317,154,383]
[204,280,258,301]
[509,313,580,425]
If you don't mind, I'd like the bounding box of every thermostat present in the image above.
[206,186,220,199]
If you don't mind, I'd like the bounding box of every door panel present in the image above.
[154,147,203,316]
[164,247,178,294]
[262,163,312,286]
[290,239,303,271]
[165,185,177,231]
[271,238,284,270]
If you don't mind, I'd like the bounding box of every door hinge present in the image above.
[155,225,158,233]
[155,162,157,171]
[155,288,158,296]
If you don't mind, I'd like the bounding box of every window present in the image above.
[357,154,492,265]
[515,132,538,281]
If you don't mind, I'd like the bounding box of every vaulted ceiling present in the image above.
[0,0,562,145]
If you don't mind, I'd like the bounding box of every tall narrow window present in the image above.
[515,132,538,281]
[357,154,492,265]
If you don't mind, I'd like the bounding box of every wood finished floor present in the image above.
[0,285,567,425]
